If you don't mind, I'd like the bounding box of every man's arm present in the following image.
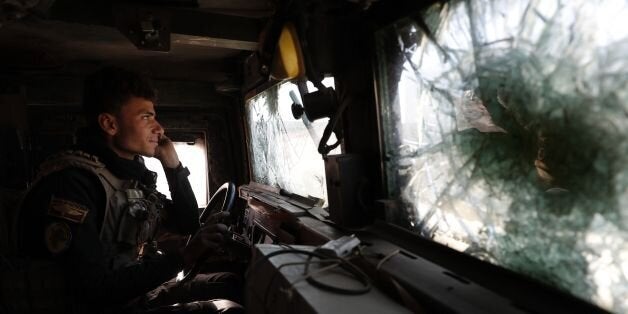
[155,135,200,235]
[152,136,233,271]
[161,162,200,234]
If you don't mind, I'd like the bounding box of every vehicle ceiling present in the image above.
[0,0,275,88]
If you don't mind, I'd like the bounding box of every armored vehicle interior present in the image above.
[1,0,627,313]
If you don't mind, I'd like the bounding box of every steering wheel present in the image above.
[199,182,236,225]
[178,182,236,283]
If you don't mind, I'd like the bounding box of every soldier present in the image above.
[11,66,243,313]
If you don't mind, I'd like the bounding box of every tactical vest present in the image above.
[3,150,166,314]
[34,150,165,268]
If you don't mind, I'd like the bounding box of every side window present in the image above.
[375,1,628,312]
[145,138,209,207]
[244,78,340,206]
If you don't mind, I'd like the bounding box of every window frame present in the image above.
[241,78,339,202]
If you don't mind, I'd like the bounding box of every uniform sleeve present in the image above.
[161,163,200,235]
[19,169,184,306]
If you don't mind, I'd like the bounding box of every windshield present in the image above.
[376,0,628,312]
[245,78,339,205]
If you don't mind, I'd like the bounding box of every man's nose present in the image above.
[154,120,164,135]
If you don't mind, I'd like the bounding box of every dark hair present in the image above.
[82,66,157,127]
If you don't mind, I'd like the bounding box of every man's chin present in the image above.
[140,150,157,158]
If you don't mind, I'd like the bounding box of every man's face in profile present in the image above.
[110,96,164,159]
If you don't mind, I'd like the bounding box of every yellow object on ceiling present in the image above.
[270,22,305,80]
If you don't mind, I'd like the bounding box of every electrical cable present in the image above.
[302,253,371,295]
[247,247,372,310]
[358,248,427,313]
[262,259,339,310]
[376,249,401,270]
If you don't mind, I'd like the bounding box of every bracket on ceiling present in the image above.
[114,4,171,52]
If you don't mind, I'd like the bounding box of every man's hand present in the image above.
[154,135,181,169]
[203,211,231,225]
[182,223,229,271]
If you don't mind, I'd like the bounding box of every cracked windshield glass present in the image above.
[376,0,628,312]
[245,79,339,206]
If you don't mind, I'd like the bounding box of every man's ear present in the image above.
[97,113,118,136]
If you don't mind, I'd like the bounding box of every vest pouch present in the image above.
[140,190,162,241]
[117,206,142,247]
[117,189,147,246]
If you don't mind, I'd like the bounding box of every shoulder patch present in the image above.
[44,221,72,254]
[47,196,89,223]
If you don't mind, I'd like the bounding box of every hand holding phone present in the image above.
[154,134,181,168]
